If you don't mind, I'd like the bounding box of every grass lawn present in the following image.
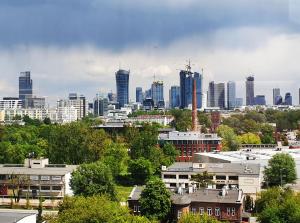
[115,185,133,202]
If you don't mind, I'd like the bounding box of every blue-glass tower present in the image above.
[19,71,33,102]
[169,86,180,108]
[136,87,143,103]
[285,93,292,105]
[115,69,129,108]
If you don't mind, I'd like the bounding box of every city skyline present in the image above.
[0,1,300,105]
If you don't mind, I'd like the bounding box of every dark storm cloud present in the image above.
[0,0,292,50]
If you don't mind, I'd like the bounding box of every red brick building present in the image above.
[159,131,222,162]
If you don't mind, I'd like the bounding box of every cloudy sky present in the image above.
[0,0,300,105]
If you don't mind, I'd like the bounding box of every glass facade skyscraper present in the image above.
[115,69,129,108]
[169,86,180,108]
[246,76,254,106]
[136,87,143,103]
[227,81,236,109]
[254,95,266,105]
[285,92,292,105]
[151,81,164,107]
[272,88,280,105]
[208,81,225,109]
[179,70,202,109]
[19,71,33,102]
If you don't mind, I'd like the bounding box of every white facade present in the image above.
[57,106,77,123]
[0,99,23,110]
[1,108,49,122]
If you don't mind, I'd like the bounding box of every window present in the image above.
[164,174,176,179]
[30,186,39,190]
[207,208,212,216]
[179,175,188,179]
[216,175,226,180]
[215,208,220,216]
[52,186,62,191]
[191,207,196,214]
[232,208,235,216]
[177,211,182,219]
[229,176,238,180]
[227,207,231,216]
[41,186,50,190]
[134,205,138,212]
[138,206,141,213]
[170,183,176,187]
[199,207,204,215]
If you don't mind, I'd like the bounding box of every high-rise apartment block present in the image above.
[273,88,280,105]
[136,87,143,103]
[19,71,33,104]
[227,81,236,109]
[115,69,129,108]
[169,86,180,108]
[246,76,254,106]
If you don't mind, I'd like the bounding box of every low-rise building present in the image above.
[159,131,222,161]
[128,186,244,223]
[128,115,174,126]
[162,162,261,196]
[0,158,77,205]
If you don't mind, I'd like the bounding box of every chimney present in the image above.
[192,78,198,131]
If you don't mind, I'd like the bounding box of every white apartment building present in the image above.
[0,99,23,110]
[56,106,77,124]
[161,162,261,197]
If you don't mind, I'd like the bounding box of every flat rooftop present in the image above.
[159,131,221,141]
[0,211,36,223]
[164,162,260,176]
[0,165,77,175]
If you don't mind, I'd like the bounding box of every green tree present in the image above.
[244,195,254,212]
[178,213,221,223]
[70,161,116,200]
[256,187,300,223]
[128,158,154,185]
[191,171,214,188]
[170,109,192,131]
[140,178,171,220]
[51,196,152,223]
[43,117,51,125]
[260,124,275,144]
[264,153,297,186]
[237,133,261,144]
[217,125,240,151]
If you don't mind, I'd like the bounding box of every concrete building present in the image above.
[56,105,77,123]
[159,131,222,162]
[0,158,77,207]
[161,162,261,196]
[246,76,254,106]
[24,96,46,109]
[0,98,23,110]
[128,115,174,126]
[94,94,108,116]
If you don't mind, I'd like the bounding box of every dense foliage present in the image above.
[178,213,221,223]
[264,153,297,187]
[256,187,300,223]
[140,178,171,220]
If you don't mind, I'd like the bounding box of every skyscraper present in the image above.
[179,65,202,109]
[94,94,108,116]
[115,69,129,108]
[19,71,33,103]
[151,81,164,107]
[169,86,180,108]
[246,76,254,106]
[284,93,292,105]
[273,88,280,105]
[254,95,266,106]
[208,81,225,109]
[299,88,300,105]
[136,87,143,103]
[227,81,236,109]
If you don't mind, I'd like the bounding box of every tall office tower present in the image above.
[19,71,33,104]
[169,86,180,108]
[179,64,202,108]
[227,81,236,109]
[145,89,152,99]
[275,95,283,105]
[136,87,143,103]
[273,88,281,105]
[254,95,266,105]
[194,72,203,109]
[94,94,108,116]
[115,69,129,108]
[151,81,164,107]
[208,82,225,109]
[235,98,243,107]
[246,76,255,106]
[284,92,292,105]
